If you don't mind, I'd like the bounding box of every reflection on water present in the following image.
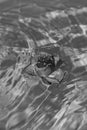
[0,1,87,130]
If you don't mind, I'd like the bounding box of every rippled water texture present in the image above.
[0,0,87,130]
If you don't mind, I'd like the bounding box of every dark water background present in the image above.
[0,0,87,130]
